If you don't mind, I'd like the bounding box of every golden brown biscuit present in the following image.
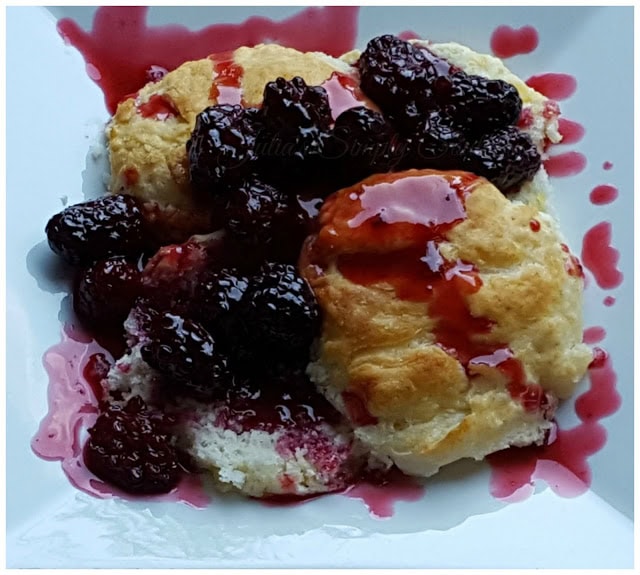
[302,169,591,477]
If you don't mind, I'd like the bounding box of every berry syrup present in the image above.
[487,347,621,500]
[581,222,623,290]
[490,25,539,59]
[57,6,360,114]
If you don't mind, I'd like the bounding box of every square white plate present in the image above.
[6,6,634,568]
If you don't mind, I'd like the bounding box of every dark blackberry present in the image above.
[45,194,148,267]
[259,77,332,175]
[237,262,320,361]
[73,256,142,331]
[187,104,258,193]
[357,35,451,115]
[262,76,332,134]
[140,311,232,400]
[463,126,541,192]
[399,110,468,170]
[433,72,522,136]
[225,177,299,247]
[329,107,399,183]
[192,267,249,330]
[84,395,180,495]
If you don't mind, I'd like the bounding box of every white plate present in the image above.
[6,6,634,568]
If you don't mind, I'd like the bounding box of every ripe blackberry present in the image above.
[225,177,297,246]
[329,107,399,183]
[399,111,468,170]
[192,267,249,330]
[262,76,332,134]
[259,77,332,172]
[84,395,180,495]
[140,311,232,400]
[433,72,522,136]
[463,126,541,192]
[74,256,142,331]
[187,104,258,193]
[237,262,320,360]
[45,194,148,267]
[357,35,451,115]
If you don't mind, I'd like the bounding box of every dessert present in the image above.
[42,35,590,499]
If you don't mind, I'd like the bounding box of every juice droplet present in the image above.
[581,221,623,289]
[582,326,606,345]
[490,25,539,58]
[526,73,577,100]
[544,151,587,177]
[589,184,618,206]
[557,118,585,145]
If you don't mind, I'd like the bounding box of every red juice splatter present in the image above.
[544,151,587,177]
[557,118,585,145]
[603,161,614,170]
[583,326,606,345]
[398,29,420,40]
[57,6,360,114]
[32,325,210,508]
[490,25,539,58]
[488,349,620,499]
[589,184,618,206]
[581,221,623,289]
[603,296,616,307]
[343,470,426,518]
[526,73,577,100]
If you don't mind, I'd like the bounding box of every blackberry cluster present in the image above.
[357,35,540,190]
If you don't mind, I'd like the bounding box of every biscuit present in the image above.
[303,169,591,477]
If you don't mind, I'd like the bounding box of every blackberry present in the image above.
[225,177,298,247]
[357,35,450,115]
[140,311,232,400]
[237,262,320,361]
[399,111,468,170]
[187,104,258,193]
[433,72,522,136]
[262,76,332,134]
[463,126,541,192]
[74,256,142,331]
[329,107,399,183]
[192,267,249,330]
[45,194,148,267]
[84,396,180,495]
[259,77,332,174]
